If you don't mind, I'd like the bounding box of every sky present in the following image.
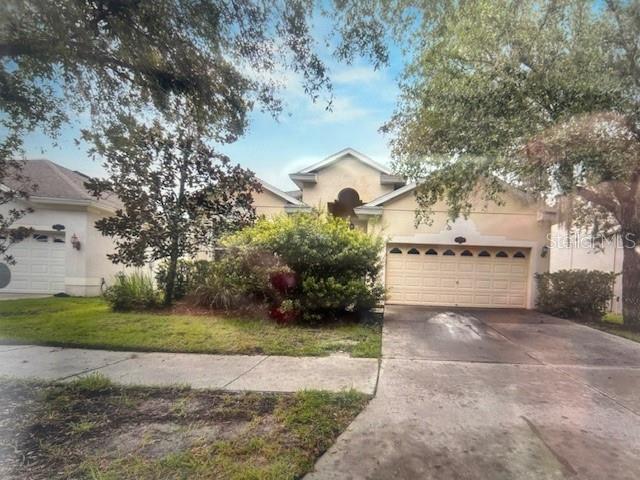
[21,20,408,193]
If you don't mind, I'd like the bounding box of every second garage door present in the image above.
[1,232,66,294]
[385,244,530,308]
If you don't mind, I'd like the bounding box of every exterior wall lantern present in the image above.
[541,245,549,258]
[70,233,81,251]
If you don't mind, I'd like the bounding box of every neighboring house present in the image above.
[0,160,126,297]
[549,225,623,313]
[254,148,556,309]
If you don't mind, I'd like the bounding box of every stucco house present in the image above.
[0,160,126,297]
[253,148,555,309]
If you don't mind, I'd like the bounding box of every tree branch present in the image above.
[575,185,621,220]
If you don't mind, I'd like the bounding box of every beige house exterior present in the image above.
[253,148,555,309]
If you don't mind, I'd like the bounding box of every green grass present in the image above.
[0,376,369,480]
[0,297,381,357]
[597,313,640,343]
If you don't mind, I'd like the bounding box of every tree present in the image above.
[0,0,388,261]
[379,0,640,327]
[83,114,260,305]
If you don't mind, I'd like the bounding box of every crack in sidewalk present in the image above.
[220,355,271,389]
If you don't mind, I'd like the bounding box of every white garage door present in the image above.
[1,232,66,294]
[385,244,530,308]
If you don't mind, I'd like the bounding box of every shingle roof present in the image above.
[2,159,121,211]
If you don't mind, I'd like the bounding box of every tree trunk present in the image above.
[622,231,640,329]
[164,247,179,307]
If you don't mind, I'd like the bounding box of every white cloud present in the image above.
[332,66,382,85]
[307,96,373,124]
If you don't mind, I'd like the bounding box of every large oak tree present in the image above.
[0,0,388,263]
[377,0,640,327]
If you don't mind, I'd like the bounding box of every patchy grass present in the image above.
[0,297,381,358]
[593,313,640,344]
[0,374,368,480]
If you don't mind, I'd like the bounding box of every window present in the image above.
[33,234,48,242]
[478,250,490,257]
[389,247,402,254]
[461,250,473,256]
[53,236,65,244]
[496,251,508,258]
[407,248,420,255]
[514,251,526,258]
[425,248,438,255]
[443,249,455,256]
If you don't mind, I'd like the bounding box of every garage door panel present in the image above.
[458,263,475,273]
[386,244,529,308]
[423,262,440,271]
[3,233,66,294]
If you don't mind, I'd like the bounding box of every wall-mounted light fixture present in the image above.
[541,245,549,258]
[70,233,81,251]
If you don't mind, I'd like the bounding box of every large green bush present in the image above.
[224,212,384,322]
[536,269,617,321]
[103,272,163,311]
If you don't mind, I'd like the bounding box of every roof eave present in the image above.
[354,206,383,218]
[380,173,406,186]
[259,178,306,206]
[288,173,317,189]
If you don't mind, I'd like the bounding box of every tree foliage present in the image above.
[0,0,389,262]
[84,115,260,305]
[372,0,640,326]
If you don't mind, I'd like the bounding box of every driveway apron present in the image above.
[306,306,640,480]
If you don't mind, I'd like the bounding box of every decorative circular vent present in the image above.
[0,263,11,289]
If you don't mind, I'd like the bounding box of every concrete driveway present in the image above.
[307,306,640,480]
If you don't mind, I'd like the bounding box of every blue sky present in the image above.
[22,25,407,192]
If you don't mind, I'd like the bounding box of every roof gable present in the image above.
[295,148,392,175]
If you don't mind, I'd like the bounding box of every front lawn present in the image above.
[0,297,381,357]
[594,313,640,344]
[0,375,368,479]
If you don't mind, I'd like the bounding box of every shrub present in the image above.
[536,269,617,321]
[103,271,162,311]
[155,259,215,300]
[224,212,384,322]
[190,249,285,310]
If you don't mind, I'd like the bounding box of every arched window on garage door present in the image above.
[407,248,420,255]
[443,249,455,256]
[461,250,473,256]
[514,251,526,258]
[478,250,491,257]
[496,251,508,258]
[425,248,438,255]
[389,247,402,254]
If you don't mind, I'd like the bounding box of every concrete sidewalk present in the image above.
[0,345,379,394]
